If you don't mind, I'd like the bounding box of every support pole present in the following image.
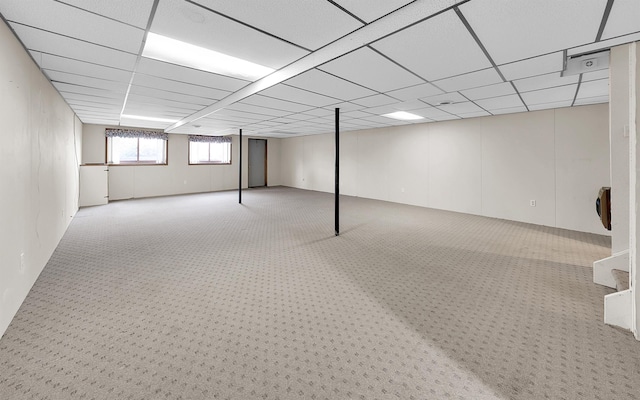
[335,108,340,236]
[239,129,242,204]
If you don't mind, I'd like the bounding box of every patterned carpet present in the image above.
[1,187,637,400]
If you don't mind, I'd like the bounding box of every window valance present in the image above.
[188,135,232,143]
[105,129,168,141]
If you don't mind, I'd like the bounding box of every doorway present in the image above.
[248,139,267,187]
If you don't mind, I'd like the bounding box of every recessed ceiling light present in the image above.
[437,101,453,105]
[193,124,202,128]
[121,114,179,123]
[142,32,274,81]
[381,111,424,121]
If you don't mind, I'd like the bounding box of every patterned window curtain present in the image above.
[188,135,232,143]
[105,129,168,141]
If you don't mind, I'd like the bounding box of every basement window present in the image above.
[106,129,168,165]
[189,135,232,165]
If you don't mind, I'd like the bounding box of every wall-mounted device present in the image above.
[596,187,611,231]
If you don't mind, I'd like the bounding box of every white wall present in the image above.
[0,20,82,337]
[82,124,281,200]
[280,104,610,235]
[610,46,631,253]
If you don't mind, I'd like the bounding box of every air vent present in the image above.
[562,50,609,77]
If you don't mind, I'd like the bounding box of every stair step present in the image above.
[611,269,630,291]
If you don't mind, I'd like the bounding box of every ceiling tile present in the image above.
[498,52,564,81]
[460,82,515,101]
[360,105,400,115]
[601,0,640,40]
[459,0,605,65]
[191,0,363,50]
[392,100,431,111]
[119,117,174,130]
[490,106,528,115]
[433,68,503,92]
[325,102,366,112]
[386,83,443,101]
[567,32,640,56]
[576,78,609,99]
[46,70,130,92]
[126,94,205,111]
[132,74,230,100]
[283,113,317,121]
[34,53,132,82]
[514,72,579,93]
[475,94,524,110]
[121,106,187,119]
[436,102,484,115]
[54,82,125,100]
[58,0,155,29]
[351,94,398,108]
[457,111,491,118]
[372,10,492,81]
[2,1,144,53]
[521,85,578,106]
[419,92,468,106]
[259,84,339,107]
[77,117,120,125]
[303,108,335,117]
[209,109,267,121]
[573,96,608,106]
[342,110,373,119]
[136,58,248,92]
[70,103,122,113]
[61,92,124,107]
[151,0,308,69]
[331,0,415,23]
[528,100,574,111]
[11,24,138,70]
[361,115,396,125]
[123,100,201,115]
[319,47,423,92]
[410,106,459,120]
[242,94,315,113]
[228,103,292,117]
[128,85,211,106]
[582,69,609,82]
[285,69,376,101]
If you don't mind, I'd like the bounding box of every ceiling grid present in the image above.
[0,0,637,137]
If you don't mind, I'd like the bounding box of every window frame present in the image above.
[188,140,232,165]
[105,135,169,166]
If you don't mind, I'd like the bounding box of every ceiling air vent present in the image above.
[562,50,609,77]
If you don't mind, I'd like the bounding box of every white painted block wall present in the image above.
[82,125,281,200]
[0,20,82,336]
[280,104,610,235]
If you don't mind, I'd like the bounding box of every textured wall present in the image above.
[280,104,610,235]
[83,125,281,200]
[0,19,82,336]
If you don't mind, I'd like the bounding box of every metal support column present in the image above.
[239,129,242,204]
[335,108,339,236]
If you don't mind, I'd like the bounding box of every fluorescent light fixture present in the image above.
[121,114,179,123]
[142,32,274,81]
[381,111,424,120]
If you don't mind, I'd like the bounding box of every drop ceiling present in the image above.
[1,0,638,138]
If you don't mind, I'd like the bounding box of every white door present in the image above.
[79,165,109,206]
[248,139,266,187]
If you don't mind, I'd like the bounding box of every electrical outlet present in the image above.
[401,187,405,193]
[530,200,536,207]
[20,253,25,272]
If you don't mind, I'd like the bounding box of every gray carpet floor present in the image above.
[1,187,638,400]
